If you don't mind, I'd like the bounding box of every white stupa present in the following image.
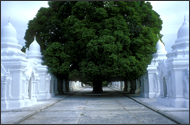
[144,38,168,98]
[1,19,28,110]
[167,16,189,59]
[1,20,17,43]
[156,39,167,54]
[152,39,167,63]
[27,36,42,64]
[27,36,52,100]
[1,19,27,62]
[172,15,189,51]
[157,16,189,108]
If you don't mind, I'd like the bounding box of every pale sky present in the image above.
[1,1,189,53]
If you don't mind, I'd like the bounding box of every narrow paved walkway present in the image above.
[8,87,177,124]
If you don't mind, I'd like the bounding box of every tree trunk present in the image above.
[57,78,63,95]
[92,80,103,93]
[124,80,128,91]
[63,79,66,92]
[65,78,69,92]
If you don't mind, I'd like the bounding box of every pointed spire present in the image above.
[34,36,36,41]
[181,15,189,26]
[157,34,161,42]
[184,15,186,22]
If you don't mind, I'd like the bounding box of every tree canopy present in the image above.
[24,1,163,93]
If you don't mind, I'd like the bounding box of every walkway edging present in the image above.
[109,87,181,124]
[12,89,84,124]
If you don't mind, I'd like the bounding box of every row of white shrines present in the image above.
[1,16,189,110]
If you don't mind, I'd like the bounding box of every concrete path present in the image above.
[111,87,189,124]
[1,87,189,124]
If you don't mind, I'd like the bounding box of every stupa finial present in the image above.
[184,15,186,22]
[34,36,36,40]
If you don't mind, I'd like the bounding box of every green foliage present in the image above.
[21,46,27,53]
[102,81,109,86]
[86,81,93,86]
[24,1,163,83]
[42,42,70,78]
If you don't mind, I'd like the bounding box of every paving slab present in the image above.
[55,101,87,106]
[128,97,189,124]
[24,110,83,118]
[19,117,79,124]
[79,117,141,124]
[123,105,150,111]
[162,111,189,124]
[128,110,176,124]
[87,100,118,105]
[111,87,189,124]
[85,105,125,111]
[1,87,188,124]
[1,91,78,124]
[1,111,37,124]
[43,105,85,111]
[81,110,132,119]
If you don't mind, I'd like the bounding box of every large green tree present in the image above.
[24,1,77,94]
[24,1,163,93]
